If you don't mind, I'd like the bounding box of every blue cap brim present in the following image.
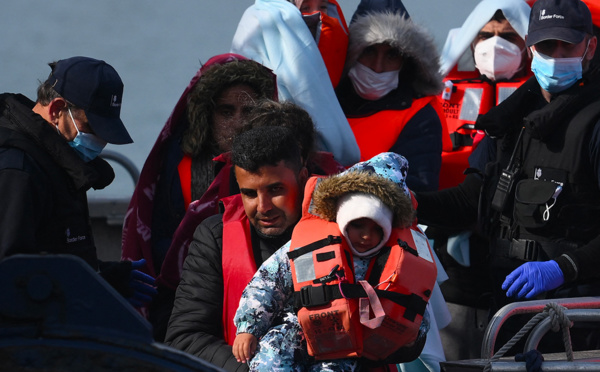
[86,110,133,144]
[527,27,585,47]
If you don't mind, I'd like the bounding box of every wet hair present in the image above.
[231,126,303,174]
[242,99,316,164]
[182,59,276,157]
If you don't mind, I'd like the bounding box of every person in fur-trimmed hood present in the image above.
[232,152,429,371]
[335,9,447,192]
[311,154,415,258]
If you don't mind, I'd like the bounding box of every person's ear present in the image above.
[299,166,309,186]
[524,36,533,59]
[586,36,597,62]
[48,98,68,124]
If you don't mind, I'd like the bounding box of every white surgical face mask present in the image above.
[348,62,399,100]
[530,44,588,94]
[474,36,523,81]
[68,108,107,162]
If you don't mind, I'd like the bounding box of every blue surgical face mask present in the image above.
[67,108,107,162]
[530,43,588,94]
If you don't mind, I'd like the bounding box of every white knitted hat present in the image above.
[336,192,393,258]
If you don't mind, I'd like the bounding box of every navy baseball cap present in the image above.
[527,0,593,47]
[47,56,133,144]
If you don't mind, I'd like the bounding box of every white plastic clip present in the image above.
[543,185,563,221]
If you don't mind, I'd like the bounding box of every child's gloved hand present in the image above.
[233,332,257,364]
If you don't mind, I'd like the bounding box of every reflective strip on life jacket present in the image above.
[221,194,257,345]
[441,79,493,144]
[288,177,437,361]
[459,87,485,122]
[438,76,527,190]
[497,85,519,105]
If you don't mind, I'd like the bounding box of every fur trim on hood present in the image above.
[183,59,277,157]
[312,171,415,228]
[346,11,443,97]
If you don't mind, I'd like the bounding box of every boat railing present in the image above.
[524,308,600,352]
[481,296,600,359]
[441,297,600,372]
[100,149,140,185]
[89,150,140,261]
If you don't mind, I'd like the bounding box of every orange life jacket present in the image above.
[303,0,349,88]
[438,73,529,189]
[177,154,193,209]
[581,0,600,27]
[288,177,437,361]
[349,96,451,162]
[220,194,257,345]
[176,153,234,211]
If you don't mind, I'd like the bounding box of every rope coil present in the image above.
[483,302,573,372]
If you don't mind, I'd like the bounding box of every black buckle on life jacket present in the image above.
[299,285,331,308]
[397,239,418,257]
[509,239,540,261]
[288,235,343,261]
[450,131,474,151]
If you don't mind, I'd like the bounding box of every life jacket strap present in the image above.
[287,235,343,260]
[293,283,427,322]
[450,131,474,150]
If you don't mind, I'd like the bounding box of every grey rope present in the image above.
[483,302,573,372]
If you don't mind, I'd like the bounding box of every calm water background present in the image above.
[0,0,478,199]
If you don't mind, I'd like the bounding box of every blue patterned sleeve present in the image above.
[234,241,294,338]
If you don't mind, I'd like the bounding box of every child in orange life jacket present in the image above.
[232,152,428,371]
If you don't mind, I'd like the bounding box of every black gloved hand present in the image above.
[98,259,157,308]
[128,259,157,308]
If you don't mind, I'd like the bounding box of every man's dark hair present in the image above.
[242,99,316,163]
[490,9,506,23]
[36,80,61,105]
[36,61,61,105]
[231,126,303,173]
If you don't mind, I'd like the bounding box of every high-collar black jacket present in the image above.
[0,93,114,268]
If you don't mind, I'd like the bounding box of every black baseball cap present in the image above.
[47,56,133,144]
[527,0,593,47]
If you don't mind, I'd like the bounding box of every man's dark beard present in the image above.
[254,223,295,246]
[250,222,298,266]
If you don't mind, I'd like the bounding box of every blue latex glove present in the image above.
[502,260,564,299]
[128,259,157,308]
